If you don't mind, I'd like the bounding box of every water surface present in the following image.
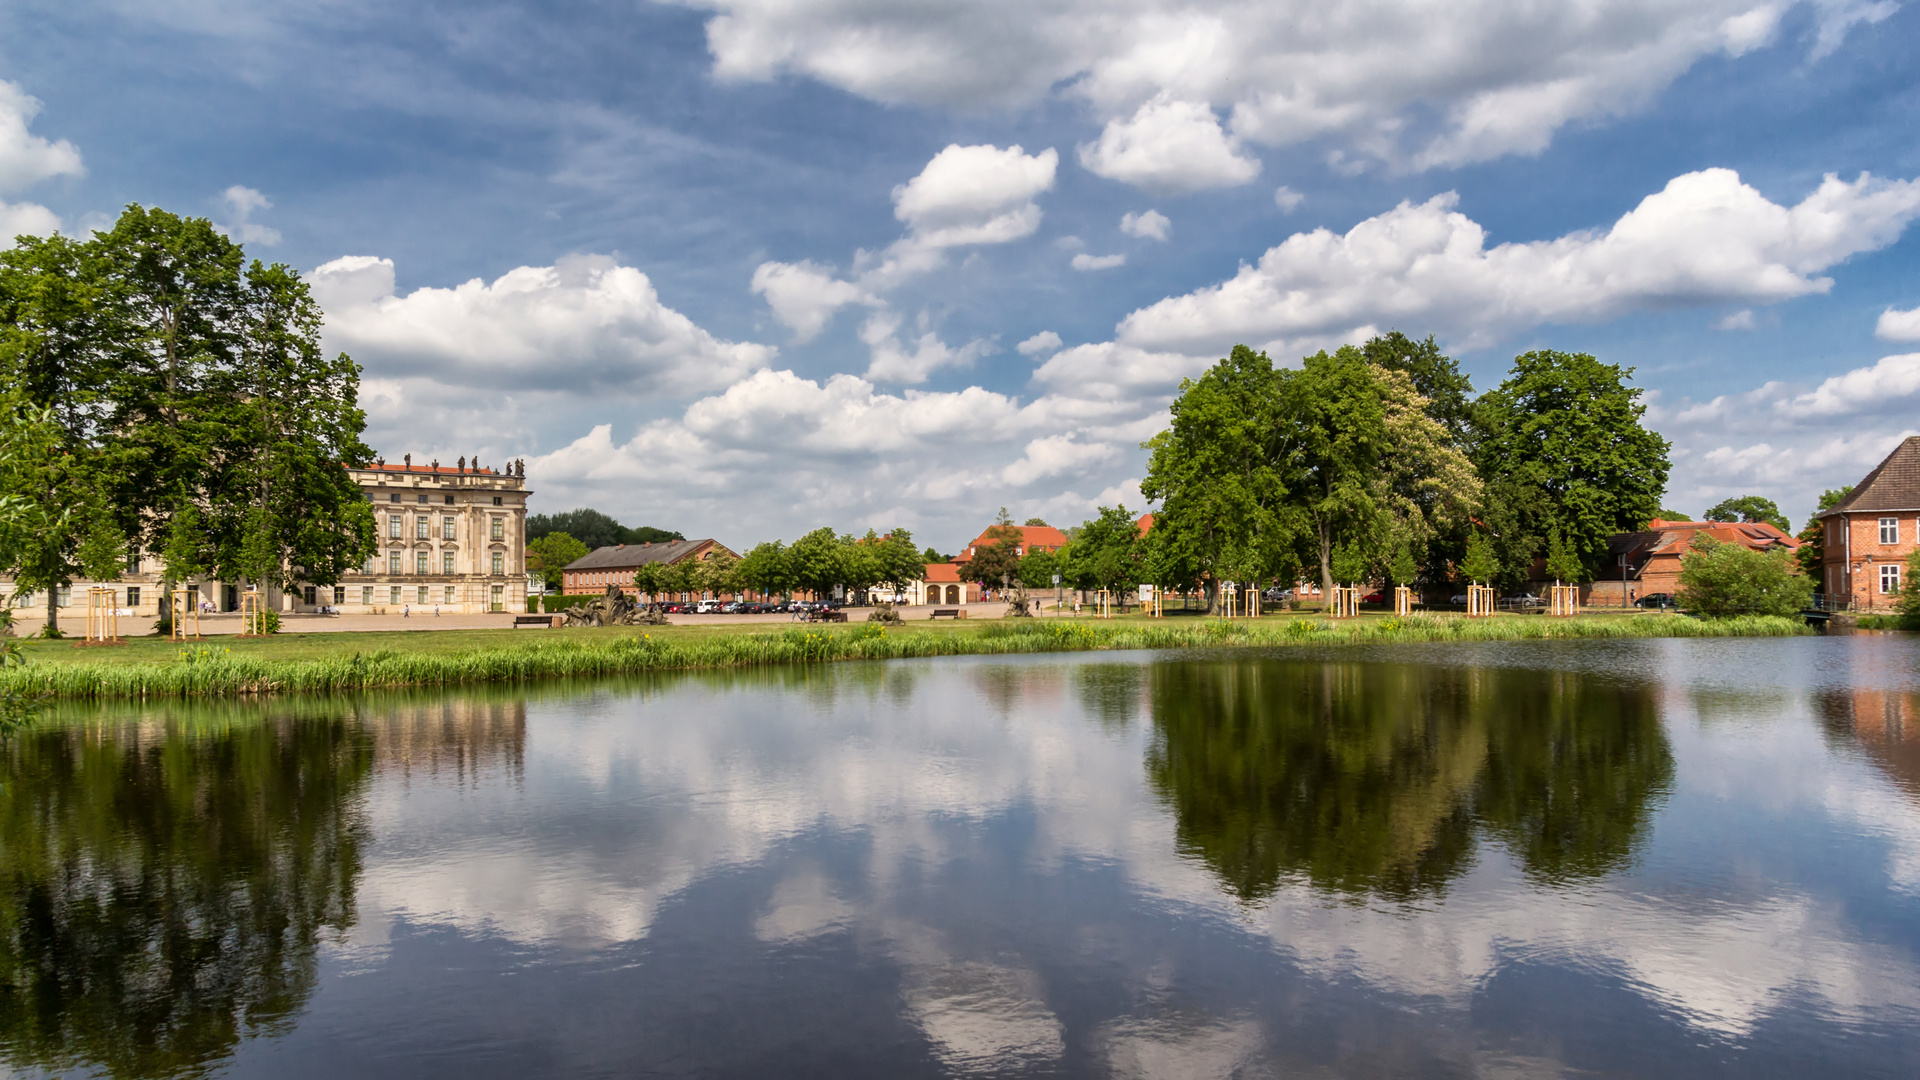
[3,636,1919,1077]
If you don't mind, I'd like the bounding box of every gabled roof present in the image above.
[1819,436,1920,517]
[563,539,725,571]
[924,562,962,582]
[1607,520,1798,564]
[958,524,1070,559]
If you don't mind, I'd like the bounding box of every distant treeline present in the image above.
[526,508,683,549]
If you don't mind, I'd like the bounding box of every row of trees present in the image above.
[1132,336,1670,606]
[0,206,376,631]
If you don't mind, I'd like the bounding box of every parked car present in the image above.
[1362,589,1386,604]
[1634,592,1675,609]
[721,601,745,614]
[1501,593,1545,610]
[1449,593,1469,606]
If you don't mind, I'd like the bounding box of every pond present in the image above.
[2,636,1918,1078]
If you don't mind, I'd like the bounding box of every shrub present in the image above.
[1675,536,1813,617]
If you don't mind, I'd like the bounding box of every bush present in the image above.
[1675,536,1813,617]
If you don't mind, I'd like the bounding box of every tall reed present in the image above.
[0,615,1807,701]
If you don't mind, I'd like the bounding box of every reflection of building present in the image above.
[1590,519,1799,605]
[1815,436,1920,611]
[0,455,531,618]
[1819,687,1920,802]
[369,696,528,786]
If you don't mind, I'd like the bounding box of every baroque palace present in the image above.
[2,455,532,621]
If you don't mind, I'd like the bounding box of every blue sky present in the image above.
[4,1,1918,549]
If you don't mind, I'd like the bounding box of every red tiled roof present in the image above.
[924,562,962,582]
[1136,513,1155,535]
[958,524,1070,557]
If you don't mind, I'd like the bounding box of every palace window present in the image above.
[388,552,402,575]
[389,493,400,502]
[389,516,402,539]
[1882,563,1902,594]
[416,552,429,575]
[491,518,505,540]
[491,552,505,575]
[361,586,373,606]
[444,585,456,604]
[389,585,401,605]
[1881,517,1899,544]
[418,585,429,603]
[443,516,456,540]
[418,493,429,503]
[493,496,503,506]
[445,494,455,505]
[333,586,346,605]
[442,551,455,574]
[127,586,141,608]
[416,516,430,539]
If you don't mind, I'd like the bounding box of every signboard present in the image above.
[1138,584,1154,602]
[1051,575,1061,585]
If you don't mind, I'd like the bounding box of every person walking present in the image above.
[404,604,410,618]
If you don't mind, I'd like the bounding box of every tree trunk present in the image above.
[45,583,58,636]
[1318,522,1334,605]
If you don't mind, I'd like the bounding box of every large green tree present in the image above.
[1675,536,1813,616]
[527,532,590,591]
[1063,506,1143,596]
[1472,350,1669,583]
[0,398,126,633]
[788,527,847,600]
[1704,495,1789,533]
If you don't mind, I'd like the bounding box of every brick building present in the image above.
[1816,436,1920,611]
[1591,518,1799,605]
[561,539,737,601]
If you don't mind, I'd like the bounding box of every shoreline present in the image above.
[0,614,1813,701]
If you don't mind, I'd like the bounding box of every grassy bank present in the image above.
[0,613,1808,701]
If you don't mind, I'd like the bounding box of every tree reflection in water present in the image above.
[1146,660,1674,902]
[0,702,373,1078]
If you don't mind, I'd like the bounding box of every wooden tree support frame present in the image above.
[1095,588,1114,619]
[1548,583,1580,617]
[1394,585,1413,616]
[1220,581,1239,619]
[1330,585,1361,619]
[170,586,203,641]
[240,588,269,637]
[84,587,122,645]
[1466,583,1497,618]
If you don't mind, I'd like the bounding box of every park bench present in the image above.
[514,614,557,628]
[819,610,848,623]
[929,608,964,619]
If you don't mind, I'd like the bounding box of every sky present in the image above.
[3,0,1918,551]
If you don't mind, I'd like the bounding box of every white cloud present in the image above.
[1119,209,1170,241]
[1072,252,1127,271]
[1116,168,1920,357]
[1078,96,1260,192]
[1273,185,1303,212]
[1000,434,1120,486]
[859,312,992,384]
[1652,351,1920,526]
[216,185,283,247]
[313,253,774,396]
[1016,331,1063,356]
[1715,309,1756,331]
[891,143,1058,249]
[1876,304,1920,343]
[0,80,82,195]
[690,1,1860,176]
[0,79,82,246]
[750,259,879,341]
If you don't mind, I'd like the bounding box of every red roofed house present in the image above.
[1590,518,1800,605]
[955,523,1071,562]
[1815,435,1920,612]
[901,563,978,606]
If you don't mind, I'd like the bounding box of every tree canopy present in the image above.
[1675,536,1813,616]
[1704,495,1789,533]
[525,508,682,549]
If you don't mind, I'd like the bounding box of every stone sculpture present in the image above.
[562,584,671,627]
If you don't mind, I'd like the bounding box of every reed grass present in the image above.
[0,614,1808,701]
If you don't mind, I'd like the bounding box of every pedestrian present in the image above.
[404,604,410,618]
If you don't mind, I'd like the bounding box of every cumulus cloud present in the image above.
[1016,331,1063,356]
[859,312,992,384]
[0,79,82,246]
[892,143,1058,249]
[755,144,1056,336]
[1876,304,1920,343]
[527,366,1153,540]
[1078,96,1260,192]
[690,1,1861,178]
[750,259,879,341]
[216,185,282,247]
[1715,309,1756,331]
[1072,252,1127,271]
[313,253,774,396]
[1119,209,1170,240]
[1653,351,1920,525]
[1117,168,1920,357]
[1273,185,1303,212]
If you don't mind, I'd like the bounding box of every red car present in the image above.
[1362,590,1386,604]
